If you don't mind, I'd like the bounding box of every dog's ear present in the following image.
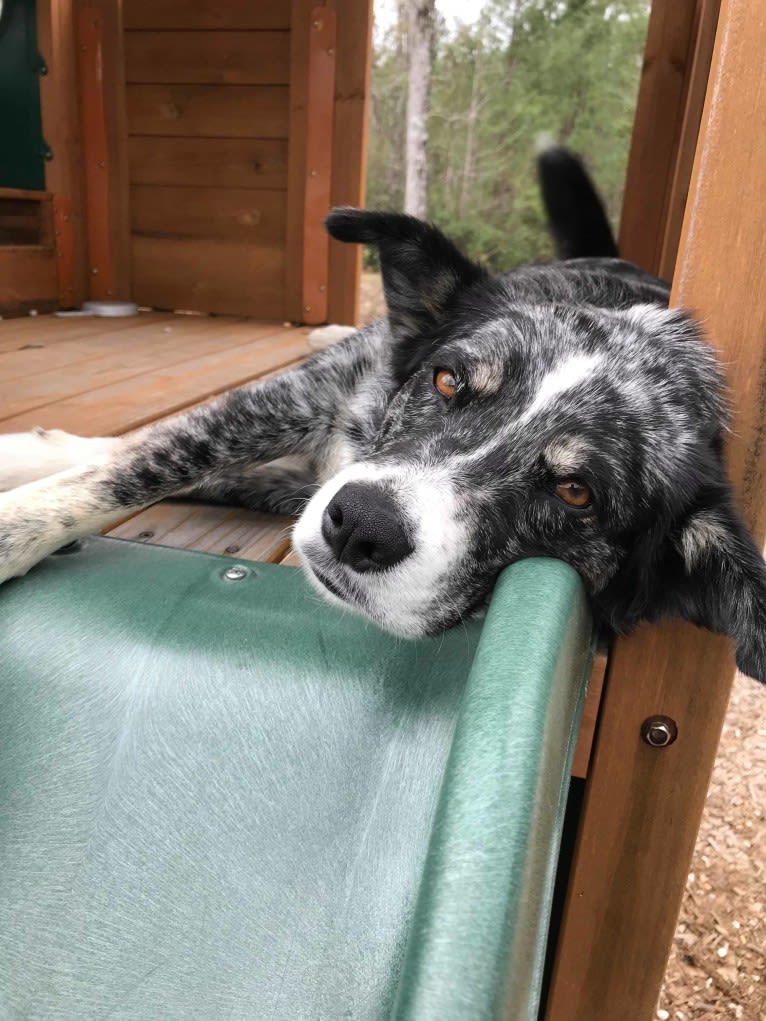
[604,497,766,683]
[663,501,766,682]
[325,208,486,354]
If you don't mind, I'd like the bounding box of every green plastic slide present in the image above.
[0,537,593,1019]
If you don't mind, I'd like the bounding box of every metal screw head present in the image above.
[224,544,241,555]
[641,716,678,748]
[137,530,154,540]
[222,565,248,581]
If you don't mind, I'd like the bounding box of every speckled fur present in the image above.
[1,150,765,681]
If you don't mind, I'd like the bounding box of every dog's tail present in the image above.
[536,143,619,260]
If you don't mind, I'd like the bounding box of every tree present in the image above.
[403,0,436,217]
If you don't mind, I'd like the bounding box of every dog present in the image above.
[1,147,765,683]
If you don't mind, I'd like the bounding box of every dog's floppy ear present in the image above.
[325,208,486,355]
[657,500,766,683]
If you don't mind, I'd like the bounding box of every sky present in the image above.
[374,0,483,34]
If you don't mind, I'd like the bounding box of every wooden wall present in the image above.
[123,1,291,318]
[117,0,372,323]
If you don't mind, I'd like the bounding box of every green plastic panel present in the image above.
[0,538,592,1019]
[0,0,49,191]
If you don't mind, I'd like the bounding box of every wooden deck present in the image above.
[0,310,310,566]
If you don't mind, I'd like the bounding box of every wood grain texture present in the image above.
[300,7,336,325]
[109,502,293,563]
[619,0,702,275]
[125,31,290,86]
[0,247,58,317]
[53,195,77,308]
[0,323,311,435]
[284,0,318,321]
[0,319,287,417]
[36,0,88,307]
[547,2,766,1017]
[131,186,286,243]
[326,0,373,326]
[131,236,285,318]
[126,85,289,139]
[124,0,291,31]
[570,648,608,780]
[657,0,721,280]
[128,136,289,190]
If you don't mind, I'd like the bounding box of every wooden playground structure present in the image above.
[1,0,764,1017]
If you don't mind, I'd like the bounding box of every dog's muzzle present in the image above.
[320,482,413,573]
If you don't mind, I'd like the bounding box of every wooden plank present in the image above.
[0,247,58,317]
[131,236,285,318]
[300,7,336,325]
[0,330,312,435]
[570,648,608,780]
[124,0,291,31]
[77,5,114,298]
[52,195,76,308]
[0,320,287,417]
[126,84,289,138]
[619,0,706,275]
[76,3,131,300]
[131,186,287,243]
[657,0,721,281]
[125,31,290,86]
[0,188,53,202]
[0,312,168,352]
[128,136,288,190]
[326,0,373,326]
[546,2,766,1017]
[108,502,293,563]
[285,0,317,321]
[36,0,89,307]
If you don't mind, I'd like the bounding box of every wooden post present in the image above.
[36,0,88,308]
[619,0,720,278]
[300,7,337,326]
[546,1,766,1017]
[76,1,131,301]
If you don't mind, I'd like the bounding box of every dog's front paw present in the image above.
[0,490,63,584]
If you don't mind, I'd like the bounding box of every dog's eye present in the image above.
[555,479,592,509]
[434,368,457,399]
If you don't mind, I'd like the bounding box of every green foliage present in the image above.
[367,0,650,270]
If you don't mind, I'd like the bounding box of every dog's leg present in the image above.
[0,428,117,491]
[0,359,350,583]
[179,457,318,515]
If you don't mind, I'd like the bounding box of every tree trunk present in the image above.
[404,0,436,218]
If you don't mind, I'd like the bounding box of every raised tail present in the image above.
[536,145,619,260]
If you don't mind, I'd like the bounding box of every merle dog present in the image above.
[1,149,765,682]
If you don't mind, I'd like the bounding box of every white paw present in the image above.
[0,488,64,584]
[0,429,116,491]
[307,324,358,350]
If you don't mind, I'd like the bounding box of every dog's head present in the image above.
[294,210,766,683]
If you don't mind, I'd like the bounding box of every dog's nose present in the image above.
[321,483,413,572]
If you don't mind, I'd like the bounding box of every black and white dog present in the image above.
[1,149,765,682]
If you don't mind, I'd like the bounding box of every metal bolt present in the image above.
[641,716,678,748]
[222,565,248,581]
[310,169,318,177]
[137,530,154,540]
[224,544,241,554]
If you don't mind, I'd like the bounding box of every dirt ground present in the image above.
[361,270,766,1021]
[657,674,766,1021]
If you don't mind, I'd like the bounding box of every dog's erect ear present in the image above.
[325,208,486,353]
[662,501,766,683]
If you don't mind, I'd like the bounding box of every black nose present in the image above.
[321,482,413,573]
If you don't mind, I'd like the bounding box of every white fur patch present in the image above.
[520,353,602,422]
[0,429,117,491]
[293,461,468,636]
[679,513,729,569]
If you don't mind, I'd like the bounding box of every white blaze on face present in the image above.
[519,353,602,423]
[293,461,469,636]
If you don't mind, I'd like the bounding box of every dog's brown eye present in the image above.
[434,369,457,399]
[555,479,592,509]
